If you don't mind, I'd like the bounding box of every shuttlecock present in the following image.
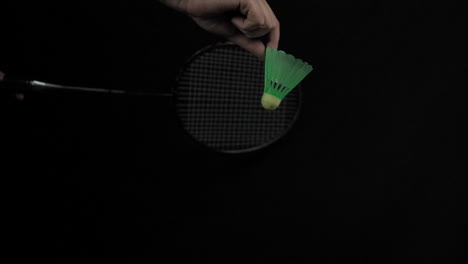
[262,48,313,110]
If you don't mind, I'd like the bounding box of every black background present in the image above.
[1,1,466,263]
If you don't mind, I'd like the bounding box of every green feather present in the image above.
[262,48,313,110]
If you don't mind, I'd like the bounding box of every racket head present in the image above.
[174,42,302,154]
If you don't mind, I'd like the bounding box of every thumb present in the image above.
[228,33,266,61]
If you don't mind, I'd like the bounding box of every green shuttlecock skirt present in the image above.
[262,47,313,110]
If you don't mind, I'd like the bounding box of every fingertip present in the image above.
[267,26,280,50]
[257,46,267,62]
[267,41,278,50]
[257,51,266,62]
[253,44,266,62]
[231,16,244,30]
[229,34,266,61]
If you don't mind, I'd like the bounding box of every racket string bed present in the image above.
[176,44,300,153]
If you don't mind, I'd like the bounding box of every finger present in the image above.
[0,71,24,101]
[266,22,280,49]
[228,33,266,61]
[238,0,265,26]
[232,0,270,39]
[258,1,280,49]
[231,16,270,39]
[259,0,275,27]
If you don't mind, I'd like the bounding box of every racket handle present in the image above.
[0,80,172,97]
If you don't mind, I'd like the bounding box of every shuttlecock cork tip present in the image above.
[261,93,282,110]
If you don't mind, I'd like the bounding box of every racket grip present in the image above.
[0,80,38,93]
[0,79,172,97]
[0,80,126,94]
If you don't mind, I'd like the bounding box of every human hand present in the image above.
[160,0,280,61]
[0,71,25,101]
